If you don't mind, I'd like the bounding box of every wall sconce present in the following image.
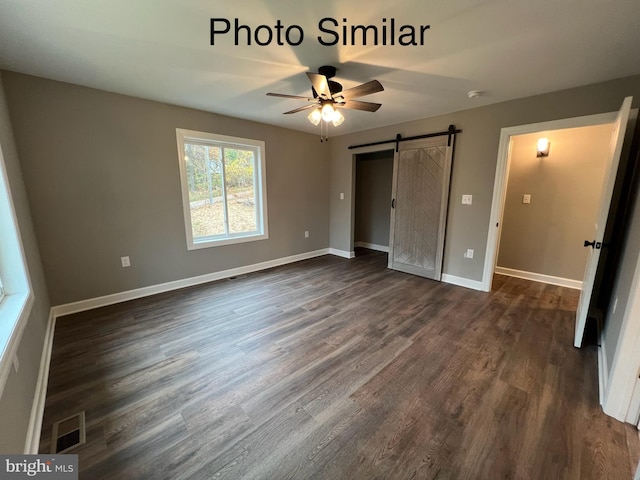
[537,137,550,157]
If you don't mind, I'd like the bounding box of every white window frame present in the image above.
[176,128,268,250]
[0,139,34,394]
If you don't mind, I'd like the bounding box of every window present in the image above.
[0,135,33,394]
[176,129,268,249]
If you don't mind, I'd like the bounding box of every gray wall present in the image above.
[355,150,393,248]
[497,125,612,281]
[329,75,640,282]
[0,74,51,452]
[2,72,330,306]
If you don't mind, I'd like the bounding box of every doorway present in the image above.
[354,150,394,254]
[493,124,614,290]
[482,111,618,292]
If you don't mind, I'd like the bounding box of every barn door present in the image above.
[388,134,454,280]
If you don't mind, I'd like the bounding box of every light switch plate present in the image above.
[462,194,473,205]
[523,194,531,204]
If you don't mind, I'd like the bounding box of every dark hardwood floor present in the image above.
[39,249,639,479]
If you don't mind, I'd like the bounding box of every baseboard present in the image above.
[354,242,389,253]
[24,310,56,454]
[495,266,582,290]
[441,274,485,292]
[329,248,355,259]
[51,249,333,318]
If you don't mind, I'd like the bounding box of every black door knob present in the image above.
[584,240,596,248]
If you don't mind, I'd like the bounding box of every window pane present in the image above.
[177,129,267,249]
[184,143,225,238]
[224,148,258,234]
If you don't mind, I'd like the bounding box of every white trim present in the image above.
[0,127,35,398]
[598,342,608,406]
[495,267,582,290]
[482,111,618,292]
[24,310,55,454]
[354,241,389,253]
[441,273,485,291]
[624,371,640,425]
[52,249,330,317]
[329,248,355,259]
[0,293,34,395]
[602,249,640,421]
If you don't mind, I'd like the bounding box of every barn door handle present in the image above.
[584,240,603,249]
[391,198,396,209]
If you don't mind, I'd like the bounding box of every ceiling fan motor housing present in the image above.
[267,65,383,115]
[318,65,337,78]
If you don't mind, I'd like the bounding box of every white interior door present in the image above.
[574,96,633,347]
[388,135,454,280]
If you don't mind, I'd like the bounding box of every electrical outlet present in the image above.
[304,231,309,238]
[340,192,345,200]
[464,249,474,259]
[121,256,131,268]
[13,355,19,373]
[462,195,473,205]
[523,194,531,204]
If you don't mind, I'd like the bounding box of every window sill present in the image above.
[187,232,269,250]
[0,291,34,394]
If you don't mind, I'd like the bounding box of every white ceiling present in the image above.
[1,0,639,135]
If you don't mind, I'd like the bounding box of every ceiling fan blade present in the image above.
[337,80,384,100]
[283,104,318,114]
[306,73,333,100]
[338,100,382,112]
[267,93,316,101]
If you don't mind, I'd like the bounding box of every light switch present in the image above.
[340,193,344,200]
[462,195,473,205]
[523,194,531,204]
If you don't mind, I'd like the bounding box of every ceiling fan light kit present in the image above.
[267,65,384,138]
[307,109,322,126]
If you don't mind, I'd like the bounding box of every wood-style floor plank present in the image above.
[39,249,639,479]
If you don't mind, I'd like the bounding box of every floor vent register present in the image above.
[51,411,86,454]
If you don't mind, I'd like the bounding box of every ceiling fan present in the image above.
[267,66,384,128]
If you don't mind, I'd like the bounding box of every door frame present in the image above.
[350,146,396,256]
[353,149,395,253]
[481,111,618,292]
